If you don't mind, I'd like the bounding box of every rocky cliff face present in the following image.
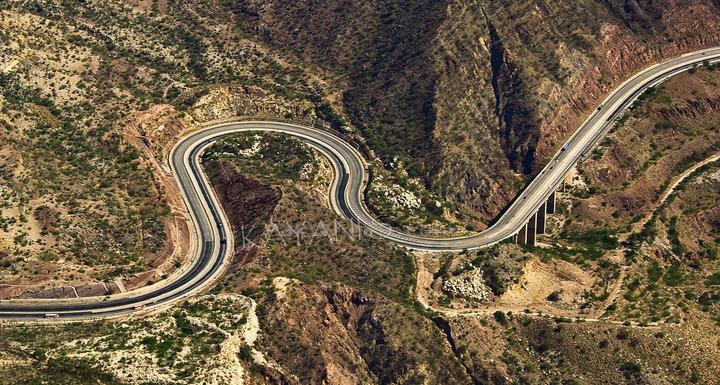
[226,0,720,224]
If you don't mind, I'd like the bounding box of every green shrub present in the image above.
[563,229,618,250]
[664,265,684,287]
[667,216,683,256]
[493,311,508,326]
[706,272,720,286]
[647,262,663,284]
[547,291,561,302]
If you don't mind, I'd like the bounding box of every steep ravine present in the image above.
[433,316,484,385]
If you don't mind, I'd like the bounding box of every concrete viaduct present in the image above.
[513,191,556,247]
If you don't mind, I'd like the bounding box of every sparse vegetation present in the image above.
[2,2,720,385]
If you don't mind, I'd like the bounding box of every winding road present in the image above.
[1,47,719,320]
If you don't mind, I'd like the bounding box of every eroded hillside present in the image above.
[1,1,720,385]
[0,0,335,295]
[228,0,720,226]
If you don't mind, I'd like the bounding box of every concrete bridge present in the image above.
[513,191,556,247]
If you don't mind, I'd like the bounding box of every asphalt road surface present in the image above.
[2,47,719,320]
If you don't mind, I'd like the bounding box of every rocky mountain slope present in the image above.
[1,2,720,385]
[228,0,720,224]
[0,0,330,292]
[201,129,720,384]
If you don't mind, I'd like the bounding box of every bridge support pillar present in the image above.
[517,224,528,245]
[546,191,556,214]
[537,203,547,235]
[526,213,537,246]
